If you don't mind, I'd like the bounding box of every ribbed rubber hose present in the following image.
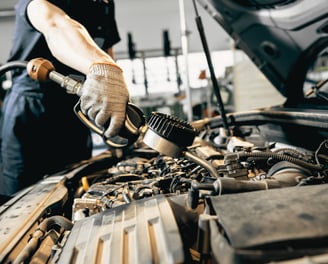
[237,151,323,171]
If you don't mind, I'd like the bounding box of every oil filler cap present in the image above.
[143,112,196,157]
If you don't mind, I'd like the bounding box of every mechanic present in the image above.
[0,0,129,197]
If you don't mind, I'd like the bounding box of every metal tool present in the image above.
[26,58,198,155]
[26,57,146,148]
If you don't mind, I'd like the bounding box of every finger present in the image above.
[94,109,111,130]
[103,113,125,138]
[86,106,98,121]
[79,96,94,114]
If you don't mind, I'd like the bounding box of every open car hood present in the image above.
[197,0,328,105]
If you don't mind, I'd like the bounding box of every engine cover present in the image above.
[55,195,184,264]
[208,184,328,263]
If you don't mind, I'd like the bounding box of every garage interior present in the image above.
[0,1,327,263]
[0,0,285,125]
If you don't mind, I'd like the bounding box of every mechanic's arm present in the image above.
[106,47,115,60]
[28,0,113,73]
[27,0,129,137]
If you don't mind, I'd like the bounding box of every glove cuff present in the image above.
[89,62,123,77]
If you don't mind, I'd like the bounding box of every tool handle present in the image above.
[26,57,146,148]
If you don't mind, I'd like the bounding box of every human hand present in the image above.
[78,63,129,138]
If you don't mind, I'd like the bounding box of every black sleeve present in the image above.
[65,0,121,50]
[15,0,35,29]
[102,0,121,50]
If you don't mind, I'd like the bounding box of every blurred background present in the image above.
[0,0,285,124]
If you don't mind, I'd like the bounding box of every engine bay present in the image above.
[1,108,327,263]
[0,0,328,262]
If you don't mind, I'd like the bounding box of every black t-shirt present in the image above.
[7,0,121,89]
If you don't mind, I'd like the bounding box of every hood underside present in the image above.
[197,0,328,104]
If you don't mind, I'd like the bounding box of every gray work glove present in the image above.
[78,63,130,138]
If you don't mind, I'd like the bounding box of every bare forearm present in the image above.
[44,18,113,74]
[27,0,115,74]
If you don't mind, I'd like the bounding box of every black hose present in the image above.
[184,150,219,179]
[237,151,323,171]
[0,60,27,76]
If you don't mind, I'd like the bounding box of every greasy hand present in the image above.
[78,63,129,138]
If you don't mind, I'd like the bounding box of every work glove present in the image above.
[78,62,130,138]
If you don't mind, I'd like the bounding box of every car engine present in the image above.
[1,105,327,264]
[1,0,328,262]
